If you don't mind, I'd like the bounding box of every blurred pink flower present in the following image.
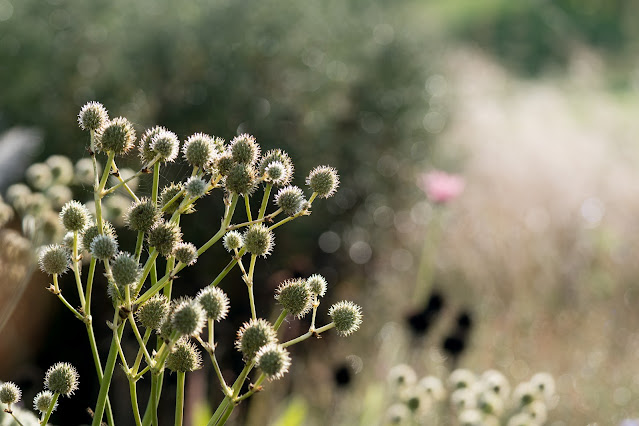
[418,170,465,203]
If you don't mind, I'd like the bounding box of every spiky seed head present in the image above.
[81,221,115,253]
[259,149,294,186]
[263,161,286,185]
[45,362,79,397]
[306,165,339,198]
[78,101,108,131]
[111,252,140,287]
[97,117,136,155]
[166,339,203,372]
[256,343,291,381]
[388,364,417,388]
[26,163,53,190]
[45,185,73,209]
[62,232,74,252]
[0,382,21,404]
[74,158,99,185]
[235,318,277,360]
[275,185,306,216]
[125,198,160,232]
[39,244,69,275]
[139,126,167,164]
[243,224,274,257]
[215,153,235,177]
[137,294,170,330]
[197,286,230,321]
[183,133,215,168]
[225,163,256,195]
[46,155,74,185]
[223,231,243,251]
[90,234,118,260]
[184,176,208,199]
[230,133,260,165]
[173,242,198,266]
[147,221,182,257]
[60,200,90,232]
[306,274,327,297]
[160,182,185,214]
[150,130,180,163]
[33,390,57,414]
[329,301,362,336]
[275,278,312,318]
[171,298,206,337]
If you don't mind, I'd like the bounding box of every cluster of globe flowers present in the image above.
[1,101,363,426]
[385,364,556,425]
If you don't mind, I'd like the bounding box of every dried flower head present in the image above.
[45,362,79,397]
[275,278,312,318]
[111,252,140,287]
[39,244,69,275]
[275,186,306,216]
[166,339,203,373]
[184,176,208,199]
[126,198,160,233]
[33,390,57,414]
[329,300,362,336]
[160,182,186,214]
[259,149,293,186]
[215,153,235,177]
[230,133,260,165]
[97,117,136,155]
[235,318,277,360]
[225,163,256,195]
[137,294,170,330]
[223,230,243,251]
[81,221,116,253]
[197,286,230,321]
[78,101,108,131]
[243,224,274,257]
[256,343,291,381]
[46,155,74,185]
[151,129,180,163]
[173,242,198,265]
[306,165,339,198]
[148,221,182,257]
[139,126,167,164]
[171,298,206,337]
[90,233,118,261]
[183,133,215,168]
[306,274,327,297]
[0,382,21,405]
[60,200,90,232]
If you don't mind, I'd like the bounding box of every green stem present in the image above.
[102,167,146,197]
[273,309,288,331]
[226,208,282,231]
[175,372,186,426]
[92,322,125,426]
[134,231,144,263]
[40,392,60,425]
[197,194,239,256]
[9,412,25,426]
[109,160,139,202]
[96,151,116,234]
[235,373,266,403]
[281,323,335,348]
[151,163,160,206]
[208,397,231,426]
[129,377,143,426]
[132,328,153,375]
[85,257,97,315]
[244,195,252,222]
[71,231,86,309]
[216,403,235,426]
[52,274,83,321]
[129,313,154,367]
[258,183,272,220]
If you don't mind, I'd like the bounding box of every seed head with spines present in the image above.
[259,149,294,186]
[110,252,140,287]
[307,274,328,297]
[126,198,160,232]
[0,381,21,405]
[243,224,274,257]
[184,176,208,199]
[150,129,180,163]
[306,165,339,198]
[166,339,202,373]
[275,278,312,318]
[160,182,186,214]
[225,163,257,195]
[97,117,136,155]
[78,101,108,131]
[183,133,215,168]
[256,343,291,381]
[196,286,229,321]
[60,200,90,232]
[136,294,170,330]
[171,297,206,337]
[148,221,182,257]
[329,301,362,336]
[215,153,235,177]
[275,185,306,216]
[81,221,116,253]
[173,242,198,265]
[235,318,277,360]
[39,244,69,275]
[33,390,57,414]
[223,230,243,252]
[230,133,260,165]
[45,362,79,397]
[139,126,167,164]
[90,233,118,261]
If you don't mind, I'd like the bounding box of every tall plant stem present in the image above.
[92,321,125,426]
[175,372,186,426]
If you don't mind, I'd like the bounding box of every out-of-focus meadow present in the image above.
[2,0,639,424]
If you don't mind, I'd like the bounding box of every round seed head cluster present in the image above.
[259,149,293,186]
[225,163,256,195]
[306,165,339,198]
[197,286,229,321]
[173,242,198,265]
[235,318,277,360]
[33,390,57,414]
[230,134,260,165]
[97,117,136,155]
[243,224,274,257]
[78,101,108,131]
[183,133,215,168]
[62,232,74,252]
[26,163,52,191]
[60,200,90,232]
[46,155,74,185]
[215,153,235,177]
[39,244,69,275]
[184,176,208,199]
[45,362,79,397]
[171,298,206,337]
[223,230,243,251]
[256,343,291,381]
[90,233,118,260]
[264,161,284,182]
[147,221,182,257]
[275,185,306,216]
[126,198,160,232]
[81,221,115,253]
[160,183,184,214]
[111,252,140,287]
[329,301,362,336]
[166,339,202,373]
[137,294,170,330]
[0,381,21,404]
[306,274,327,297]
[139,126,166,164]
[151,130,180,163]
[275,278,312,318]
